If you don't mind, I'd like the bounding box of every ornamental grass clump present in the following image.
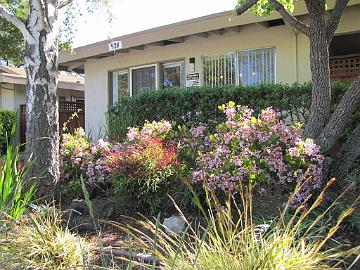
[114,180,359,270]
[186,101,324,207]
[0,205,90,270]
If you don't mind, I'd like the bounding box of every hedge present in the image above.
[0,110,17,153]
[107,82,350,140]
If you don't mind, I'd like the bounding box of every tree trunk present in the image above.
[317,75,360,149]
[304,5,332,139]
[24,1,60,197]
[330,125,360,180]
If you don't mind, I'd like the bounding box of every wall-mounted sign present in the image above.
[108,41,123,51]
[186,72,200,87]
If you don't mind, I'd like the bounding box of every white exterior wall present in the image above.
[85,24,298,136]
[82,6,360,136]
[1,83,15,111]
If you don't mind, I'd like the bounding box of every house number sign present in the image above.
[108,41,123,51]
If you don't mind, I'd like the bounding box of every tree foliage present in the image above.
[0,0,27,65]
[0,0,111,64]
[237,0,295,15]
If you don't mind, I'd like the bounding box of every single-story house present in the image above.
[59,0,360,136]
[0,65,85,143]
[0,65,85,112]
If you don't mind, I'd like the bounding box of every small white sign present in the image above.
[108,41,123,51]
[186,72,200,87]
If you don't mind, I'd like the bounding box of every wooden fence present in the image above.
[20,101,85,144]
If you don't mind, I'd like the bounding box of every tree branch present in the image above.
[269,0,310,36]
[59,0,74,9]
[235,0,259,15]
[326,0,349,41]
[0,4,29,37]
[330,124,360,180]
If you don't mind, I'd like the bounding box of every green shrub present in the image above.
[107,83,350,140]
[0,110,17,153]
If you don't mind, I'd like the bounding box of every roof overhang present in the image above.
[0,73,84,91]
[59,0,360,71]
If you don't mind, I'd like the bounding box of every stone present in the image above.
[69,198,114,219]
[163,215,186,235]
[64,198,114,232]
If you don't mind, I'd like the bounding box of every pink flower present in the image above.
[127,127,138,141]
[190,125,206,138]
[288,147,299,157]
[303,138,320,156]
[225,107,236,118]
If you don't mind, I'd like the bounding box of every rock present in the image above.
[69,198,114,219]
[63,198,114,232]
[163,215,186,235]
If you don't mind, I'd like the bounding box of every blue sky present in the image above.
[73,0,237,47]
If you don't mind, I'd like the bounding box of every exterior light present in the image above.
[189,57,195,73]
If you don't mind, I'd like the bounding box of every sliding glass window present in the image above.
[131,65,156,95]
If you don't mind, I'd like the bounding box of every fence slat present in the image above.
[20,101,85,144]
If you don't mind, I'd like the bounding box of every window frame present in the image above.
[110,69,129,105]
[129,63,158,97]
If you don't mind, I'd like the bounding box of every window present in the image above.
[58,96,66,101]
[131,65,156,95]
[238,48,275,86]
[162,61,185,88]
[203,52,237,87]
[203,47,276,87]
[111,70,129,105]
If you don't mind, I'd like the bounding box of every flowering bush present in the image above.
[126,120,172,142]
[60,121,180,212]
[188,102,324,207]
[108,137,178,213]
[60,128,89,181]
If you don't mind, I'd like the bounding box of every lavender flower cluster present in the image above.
[189,102,324,206]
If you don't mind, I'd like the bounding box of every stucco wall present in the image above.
[84,6,360,136]
[0,83,15,111]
